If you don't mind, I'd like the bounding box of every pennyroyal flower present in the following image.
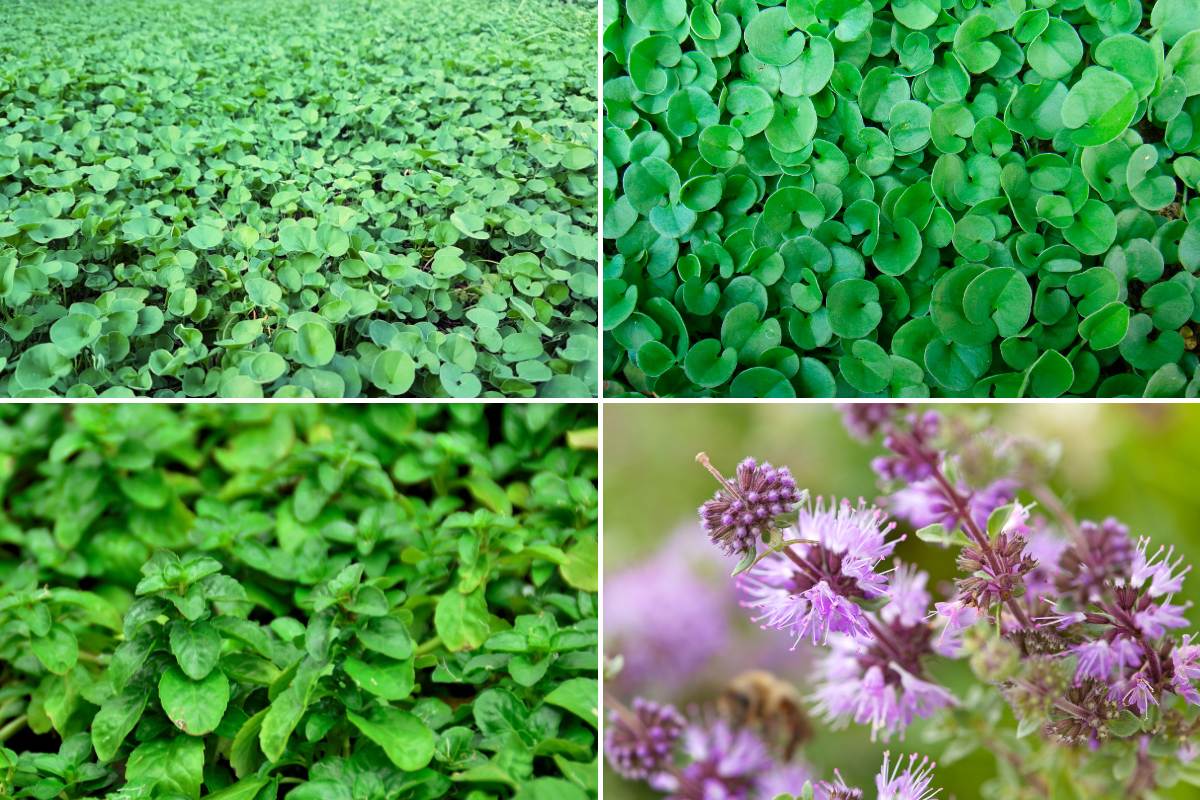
[697,454,804,557]
[605,698,686,780]
[737,498,899,647]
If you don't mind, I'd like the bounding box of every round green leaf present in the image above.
[827,279,882,339]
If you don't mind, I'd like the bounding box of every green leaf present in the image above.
[1062,68,1137,147]
[542,678,598,728]
[125,736,205,799]
[159,665,230,736]
[92,683,151,762]
[170,620,222,680]
[31,624,78,675]
[434,588,491,652]
[358,616,415,660]
[346,706,436,771]
[559,536,599,592]
[915,523,969,547]
[259,659,323,762]
[295,322,336,368]
[344,655,416,700]
[186,223,224,249]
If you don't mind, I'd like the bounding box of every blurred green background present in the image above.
[603,403,1200,800]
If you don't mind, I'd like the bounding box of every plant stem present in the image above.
[0,715,26,744]
[415,636,443,656]
[926,454,1033,630]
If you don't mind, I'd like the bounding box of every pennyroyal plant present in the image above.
[0,404,599,799]
[604,403,1200,800]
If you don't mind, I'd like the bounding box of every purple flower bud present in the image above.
[697,453,804,557]
[873,411,942,483]
[604,698,685,780]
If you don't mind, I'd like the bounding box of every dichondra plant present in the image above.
[603,0,1200,397]
[0,0,597,398]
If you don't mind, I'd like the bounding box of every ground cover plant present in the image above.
[0,0,598,398]
[604,403,1200,799]
[0,403,599,799]
[602,0,1200,397]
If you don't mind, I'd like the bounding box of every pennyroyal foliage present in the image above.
[602,0,1200,397]
[0,0,597,398]
[0,404,599,799]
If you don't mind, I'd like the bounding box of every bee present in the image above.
[717,670,811,759]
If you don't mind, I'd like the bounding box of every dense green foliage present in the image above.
[0,0,598,398]
[0,404,599,799]
[603,0,1200,397]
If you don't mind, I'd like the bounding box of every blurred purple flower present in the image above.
[1056,517,1135,604]
[882,562,931,629]
[888,478,1015,533]
[1171,635,1200,704]
[932,599,978,656]
[606,533,731,690]
[1022,524,1069,601]
[754,763,814,800]
[605,698,686,781]
[1070,637,1141,685]
[652,718,775,800]
[838,403,906,441]
[872,411,942,483]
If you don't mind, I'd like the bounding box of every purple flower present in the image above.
[697,455,804,557]
[811,632,955,741]
[932,599,978,655]
[882,562,931,629]
[1070,637,1141,685]
[814,754,941,800]
[605,531,731,689]
[956,529,1037,611]
[1134,599,1190,638]
[875,752,940,800]
[737,498,898,646]
[872,411,941,483]
[1130,537,1191,597]
[1022,526,1069,601]
[605,698,686,780]
[654,718,775,800]
[888,478,1015,534]
[1171,635,1200,704]
[815,771,862,800]
[1056,517,1135,604]
[838,403,905,441]
[1122,675,1158,715]
[754,763,813,800]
